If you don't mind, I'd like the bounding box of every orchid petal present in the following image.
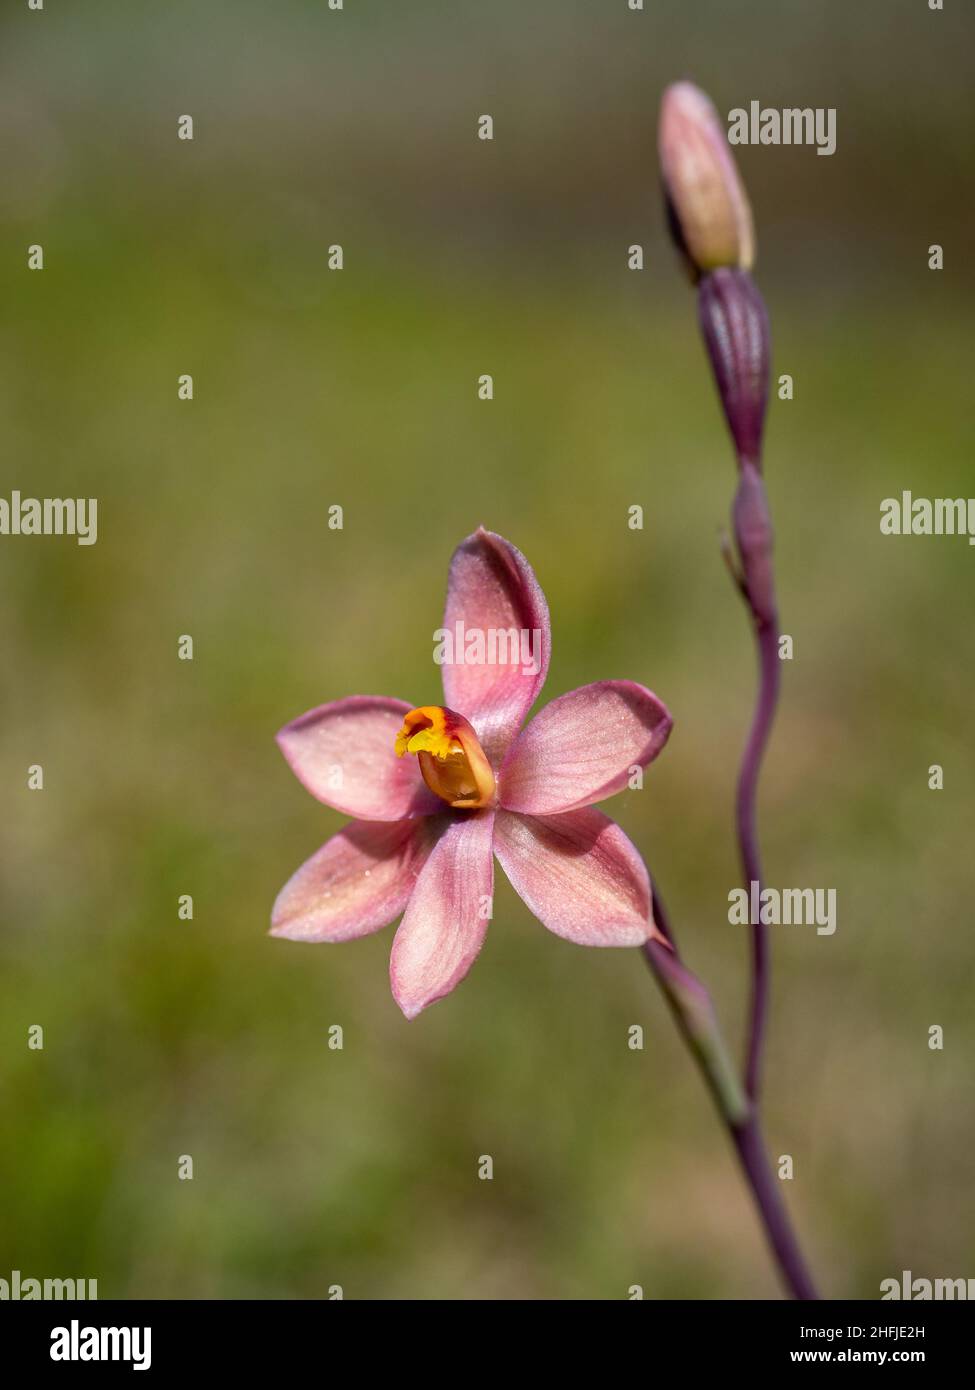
[498,680,673,814]
[271,817,441,942]
[493,807,655,947]
[390,810,495,1019]
[440,529,551,764]
[277,696,439,820]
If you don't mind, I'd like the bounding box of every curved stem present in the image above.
[642,902,818,1299]
[679,269,810,1291]
[738,615,780,1102]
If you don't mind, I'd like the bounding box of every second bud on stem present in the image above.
[698,267,771,472]
[697,267,776,623]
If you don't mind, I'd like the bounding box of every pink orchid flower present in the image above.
[272,528,673,1019]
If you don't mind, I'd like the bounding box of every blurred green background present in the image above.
[2,0,973,1299]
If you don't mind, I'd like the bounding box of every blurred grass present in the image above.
[1,0,973,1299]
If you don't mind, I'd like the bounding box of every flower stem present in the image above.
[729,1109,819,1300]
[642,904,818,1299]
[737,611,780,1103]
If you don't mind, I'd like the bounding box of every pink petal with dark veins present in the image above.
[493,806,655,946]
[390,809,495,1018]
[277,696,439,820]
[440,529,551,765]
[498,680,672,814]
[271,816,443,942]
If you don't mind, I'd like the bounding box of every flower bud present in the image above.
[646,940,749,1125]
[698,267,770,469]
[659,81,755,280]
[733,462,776,625]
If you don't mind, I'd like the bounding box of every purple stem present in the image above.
[738,613,780,1102]
[648,271,817,1294]
[644,886,818,1299]
[697,271,779,1103]
[729,1111,819,1300]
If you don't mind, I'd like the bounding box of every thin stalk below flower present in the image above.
[644,886,818,1299]
[729,1111,819,1301]
[737,612,780,1102]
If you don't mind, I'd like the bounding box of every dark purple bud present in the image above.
[733,462,776,624]
[698,267,770,470]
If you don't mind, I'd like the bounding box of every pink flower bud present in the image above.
[659,81,755,279]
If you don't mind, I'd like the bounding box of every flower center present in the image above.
[394,705,496,809]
